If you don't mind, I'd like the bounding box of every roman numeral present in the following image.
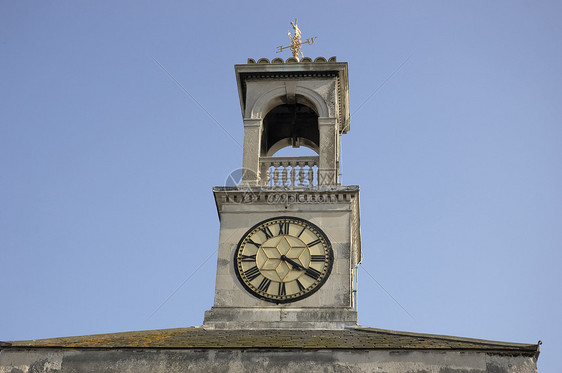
[257,278,271,292]
[307,239,321,247]
[278,221,289,235]
[297,227,306,237]
[305,267,322,280]
[278,282,286,296]
[296,279,305,292]
[240,254,256,262]
[247,239,261,248]
[245,266,261,281]
[261,226,274,239]
[310,255,325,262]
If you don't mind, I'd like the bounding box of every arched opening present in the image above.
[261,103,319,157]
[259,101,320,187]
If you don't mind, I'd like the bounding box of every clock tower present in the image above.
[204,56,362,329]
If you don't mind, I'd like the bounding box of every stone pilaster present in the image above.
[318,117,339,185]
[242,118,262,185]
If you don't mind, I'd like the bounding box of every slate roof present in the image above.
[1,326,539,356]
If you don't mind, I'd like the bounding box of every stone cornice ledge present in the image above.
[213,185,359,206]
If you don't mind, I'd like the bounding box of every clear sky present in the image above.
[1,1,560,371]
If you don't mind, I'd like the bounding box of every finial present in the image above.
[276,19,317,61]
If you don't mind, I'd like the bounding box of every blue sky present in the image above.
[1,1,560,371]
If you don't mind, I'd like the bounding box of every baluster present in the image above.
[312,164,318,185]
[273,163,280,186]
[267,164,272,186]
[288,164,295,186]
[298,162,305,186]
[307,162,314,185]
[281,162,288,185]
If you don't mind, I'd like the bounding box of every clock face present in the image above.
[234,216,333,303]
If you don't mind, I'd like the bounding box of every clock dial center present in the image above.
[258,235,309,282]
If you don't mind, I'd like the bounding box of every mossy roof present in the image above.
[1,326,539,356]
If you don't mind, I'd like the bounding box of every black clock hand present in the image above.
[280,255,306,271]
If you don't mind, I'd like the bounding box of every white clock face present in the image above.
[234,216,333,303]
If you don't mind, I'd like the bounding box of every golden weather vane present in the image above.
[276,19,317,60]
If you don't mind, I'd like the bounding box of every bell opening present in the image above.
[261,103,319,157]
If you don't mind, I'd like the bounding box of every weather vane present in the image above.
[276,19,317,60]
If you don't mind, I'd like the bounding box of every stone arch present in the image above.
[265,137,319,157]
[260,101,320,156]
[249,86,329,119]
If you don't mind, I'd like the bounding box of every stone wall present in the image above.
[0,348,538,373]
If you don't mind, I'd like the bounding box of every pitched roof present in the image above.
[1,326,539,356]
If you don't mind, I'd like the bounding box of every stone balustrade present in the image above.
[260,156,319,187]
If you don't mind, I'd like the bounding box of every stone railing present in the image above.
[260,156,319,187]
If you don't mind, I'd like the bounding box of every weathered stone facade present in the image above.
[204,58,359,330]
[204,185,361,329]
[236,58,349,186]
[0,349,538,373]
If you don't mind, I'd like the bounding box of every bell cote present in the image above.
[235,57,350,186]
